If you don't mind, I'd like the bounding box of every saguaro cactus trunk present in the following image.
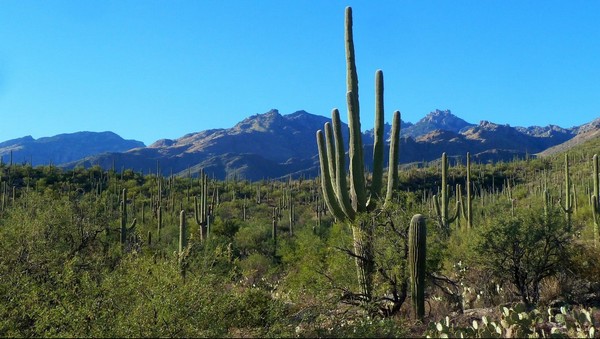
[408,214,427,320]
[560,154,573,230]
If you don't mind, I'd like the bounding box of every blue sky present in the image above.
[0,1,599,145]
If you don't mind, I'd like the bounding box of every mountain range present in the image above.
[0,131,144,166]
[0,109,597,180]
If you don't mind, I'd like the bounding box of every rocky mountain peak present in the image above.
[233,109,285,133]
[423,109,455,122]
[403,109,474,138]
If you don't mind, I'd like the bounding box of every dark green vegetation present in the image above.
[1,131,600,337]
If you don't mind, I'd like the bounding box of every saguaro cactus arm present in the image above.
[331,109,355,220]
[369,70,385,205]
[317,130,347,221]
[384,111,401,207]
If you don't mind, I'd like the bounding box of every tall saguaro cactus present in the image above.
[120,188,136,247]
[408,214,427,320]
[460,152,473,229]
[315,6,401,301]
[179,210,187,254]
[592,154,599,247]
[120,188,128,244]
[194,170,211,241]
[560,154,573,230]
[433,152,460,236]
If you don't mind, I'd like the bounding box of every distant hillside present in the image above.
[0,131,144,166]
[67,110,336,179]
[537,118,600,157]
[62,109,590,180]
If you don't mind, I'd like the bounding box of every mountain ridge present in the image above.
[64,109,598,180]
[2,109,597,180]
[0,131,144,166]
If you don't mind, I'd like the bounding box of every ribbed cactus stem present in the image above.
[593,154,599,247]
[465,152,473,229]
[317,130,347,221]
[193,171,210,241]
[179,210,187,254]
[345,7,366,213]
[347,89,367,212]
[455,184,462,229]
[332,109,355,220]
[120,188,127,244]
[409,214,427,320]
[593,196,599,248]
[560,154,573,228]
[345,6,359,121]
[384,111,401,207]
[594,154,599,206]
[157,205,162,242]
[272,207,278,257]
[441,154,448,223]
[433,153,459,236]
[370,70,385,204]
[324,122,337,183]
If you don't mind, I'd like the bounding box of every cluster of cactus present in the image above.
[550,306,597,338]
[425,303,598,338]
[315,6,401,301]
[432,152,474,234]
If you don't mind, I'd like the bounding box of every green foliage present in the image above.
[475,206,572,307]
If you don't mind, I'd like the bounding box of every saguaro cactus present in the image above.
[120,188,137,247]
[121,188,128,244]
[194,170,211,241]
[433,152,460,236]
[560,154,573,229]
[179,210,187,254]
[408,214,427,320]
[315,6,401,301]
[592,154,599,247]
[461,152,473,229]
[272,206,278,257]
[157,205,163,242]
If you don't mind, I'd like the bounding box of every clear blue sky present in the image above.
[0,1,599,145]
